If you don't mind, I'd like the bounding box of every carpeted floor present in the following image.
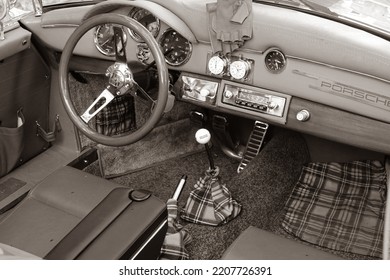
[85,127,318,259]
[85,126,379,260]
[97,118,204,177]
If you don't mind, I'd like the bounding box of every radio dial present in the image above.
[268,101,278,110]
[224,90,234,99]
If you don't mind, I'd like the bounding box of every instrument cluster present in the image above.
[93,7,192,67]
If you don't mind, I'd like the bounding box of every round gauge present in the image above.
[265,49,286,73]
[94,24,127,57]
[229,60,250,80]
[129,8,160,42]
[0,0,8,21]
[208,54,227,75]
[160,28,192,66]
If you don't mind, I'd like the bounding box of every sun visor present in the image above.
[207,0,253,53]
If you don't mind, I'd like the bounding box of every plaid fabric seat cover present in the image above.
[95,95,136,136]
[160,199,192,260]
[181,167,242,226]
[282,160,386,258]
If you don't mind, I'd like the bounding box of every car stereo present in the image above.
[221,83,287,117]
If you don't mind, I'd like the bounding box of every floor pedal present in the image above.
[237,121,269,173]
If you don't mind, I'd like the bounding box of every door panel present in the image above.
[0,34,51,177]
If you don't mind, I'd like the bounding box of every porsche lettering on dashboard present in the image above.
[319,81,390,111]
[293,70,390,111]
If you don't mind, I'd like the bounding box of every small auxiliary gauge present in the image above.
[208,54,227,75]
[265,48,286,73]
[229,60,251,80]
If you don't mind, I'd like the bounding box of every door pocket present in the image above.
[0,109,25,177]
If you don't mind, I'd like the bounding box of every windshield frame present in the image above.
[254,0,390,42]
[42,0,101,11]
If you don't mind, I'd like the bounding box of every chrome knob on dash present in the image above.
[224,90,234,99]
[296,109,310,122]
[268,101,278,110]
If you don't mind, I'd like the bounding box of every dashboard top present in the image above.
[16,0,390,126]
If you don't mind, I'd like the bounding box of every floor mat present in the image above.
[281,160,386,258]
[97,118,204,178]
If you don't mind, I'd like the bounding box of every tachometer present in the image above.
[129,8,160,42]
[159,28,192,66]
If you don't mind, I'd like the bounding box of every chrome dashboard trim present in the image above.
[41,24,80,28]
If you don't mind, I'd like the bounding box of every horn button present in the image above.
[106,62,134,95]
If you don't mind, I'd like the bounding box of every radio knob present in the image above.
[268,101,278,110]
[296,109,310,122]
[224,90,233,99]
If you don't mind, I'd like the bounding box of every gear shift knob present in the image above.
[195,128,211,145]
[195,128,215,170]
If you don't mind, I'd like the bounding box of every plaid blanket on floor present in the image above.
[282,160,387,258]
[95,95,136,136]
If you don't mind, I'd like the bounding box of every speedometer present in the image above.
[94,24,127,57]
[159,28,192,66]
[129,8,160,42]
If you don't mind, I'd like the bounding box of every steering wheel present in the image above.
[59,13,169,146]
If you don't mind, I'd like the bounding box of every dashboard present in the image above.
[18,0,390,154]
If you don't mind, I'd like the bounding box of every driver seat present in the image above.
[0,166,167,259]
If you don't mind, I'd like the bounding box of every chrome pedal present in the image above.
[237,121,269,173]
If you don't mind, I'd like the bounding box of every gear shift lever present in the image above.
[195,128,215,171]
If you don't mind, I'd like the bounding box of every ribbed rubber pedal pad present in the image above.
[237,121,269,173]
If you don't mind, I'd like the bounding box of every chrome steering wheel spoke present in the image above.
[134,81,157,105]
[80,87,115,123]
